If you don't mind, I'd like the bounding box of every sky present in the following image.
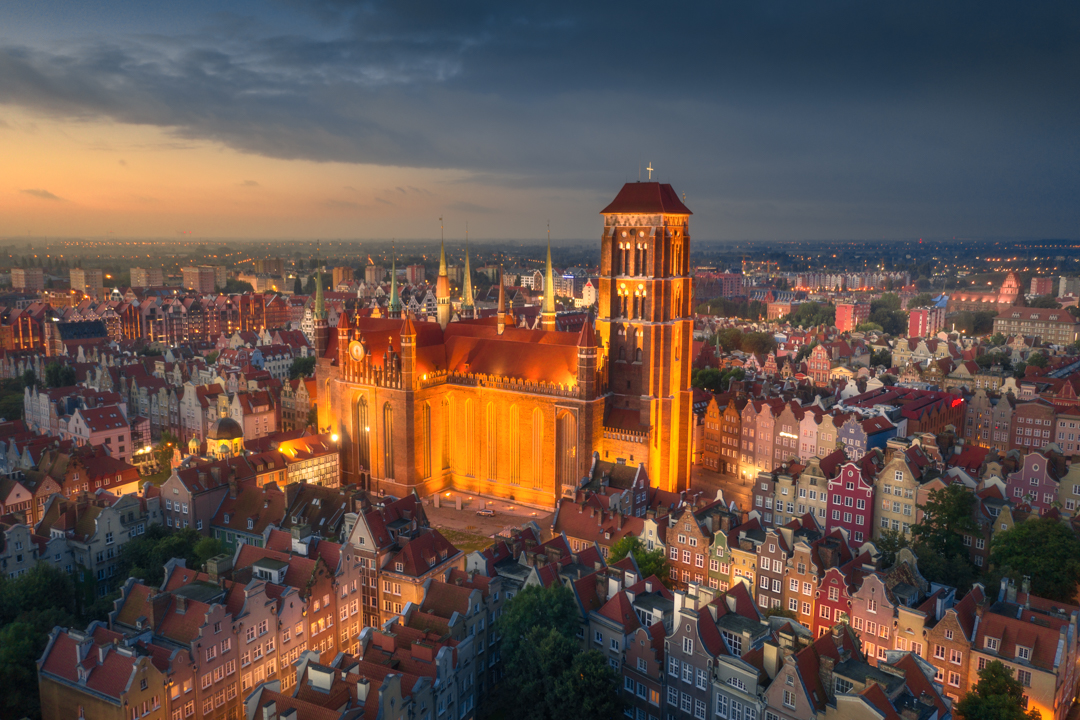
[0,0,1077,242]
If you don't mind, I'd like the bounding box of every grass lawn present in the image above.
[140,468,173,486]
[436,527,493,554]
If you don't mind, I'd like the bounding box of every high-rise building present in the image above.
[835,302,870,332]
[332,266,354,288]
[254,257,284,276]
[181,266,216,294]
[69,268,104,299]
[316,180,693,502]
[406,264,426,285]
[1059,276,1080,298]
[1030,277,1054,296]
[364,265,384,284]
[908,306,946,338]
[11,267,44,292]
[130,267,164,287]
[211,265,227,289]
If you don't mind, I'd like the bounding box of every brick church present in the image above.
[315,181,694,506]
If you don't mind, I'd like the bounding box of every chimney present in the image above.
[356,678,370,702]
[763,641,782,678]
[228,476,238,499]
[175,595,187,614]
[819,655,836,699]
[1005,578,1018,604]
[608,575,622,598]
[595,574,608,603]
[1022,576,1031,608]
[261,701,277,720]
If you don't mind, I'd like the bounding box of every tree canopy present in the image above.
[609,536,671,587]
[44,362,77,388]
[691,367,745,394]
[289,356,317,379]
[116,526,224,588]
[1027,294,1059,309]
[990,517,1080,604]
[492,583,622,720]
[906,293,936,310]
[910,484,981,591]
[956,660,1041,720]
[783,302,835,328]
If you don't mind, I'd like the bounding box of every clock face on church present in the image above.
[349,340,365,362]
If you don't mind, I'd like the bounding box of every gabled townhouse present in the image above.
[797,450,846,527]
[825,457,876,545]
[924,583,984,703]
[37,623,174,720]
[623,617,668,720]
[972,578,1080,720]
[1004,450,1063,516]
[160,456,258,534]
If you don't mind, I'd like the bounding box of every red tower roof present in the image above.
[601,182,692,215]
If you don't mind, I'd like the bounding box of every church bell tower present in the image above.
[598,180,693,492]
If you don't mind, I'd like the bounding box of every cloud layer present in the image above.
[1,0,1077,238]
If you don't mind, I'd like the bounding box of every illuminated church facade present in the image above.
[315,182,694,505]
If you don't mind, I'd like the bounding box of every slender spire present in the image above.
[314,267,326,320]
[438,216,447,277]
[497,266,506,335]
[541,222,557,331]
[462,223,474,312]
[543,222,556,314]
[388,243,401,316]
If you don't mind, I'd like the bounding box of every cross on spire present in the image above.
[646,162,654,181]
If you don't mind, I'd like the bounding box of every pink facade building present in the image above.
[908,307,946,338]
[826,460,875,545]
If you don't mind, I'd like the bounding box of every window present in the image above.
[783,690,796,709]
[948,671,961,687]
[950,649,962,665]
[835,678,853,694]
[1017,669,1031,687]
[986,637,999,651]
[1017,646,1031,661]
[683,637,694,654]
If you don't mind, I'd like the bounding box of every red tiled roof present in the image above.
[601,182,692,215]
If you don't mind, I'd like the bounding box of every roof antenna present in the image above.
[638,162,641,182]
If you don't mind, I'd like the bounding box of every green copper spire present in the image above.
[314,267,326,320]
[389,254,401,313]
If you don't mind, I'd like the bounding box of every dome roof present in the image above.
[207,417,244,441]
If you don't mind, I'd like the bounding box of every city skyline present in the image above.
[2,1,1078,240]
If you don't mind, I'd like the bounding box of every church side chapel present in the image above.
[316,181,694,505]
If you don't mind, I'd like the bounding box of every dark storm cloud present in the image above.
[0,0,1077,237]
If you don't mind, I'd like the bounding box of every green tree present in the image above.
[289,356,317,379]
[115,526,211,587]
[293,276,303,294]
[870,349,892,367]
[206,350,219,365]
[224,278,255,294]
[794,341,817,363]
[870,293,901,313]
[906,293,935,310]
[875,529,909,568]
[783,302,835,328]
[989,332,1007,346]
[956,660,1040,720]
[609,536,671,587]
[1026,353,1047,369]
[44,362,77,388]
[691,368,723,393]
[307,406,318,428]
[741,331,776,355]
[0,394,23,421]
[856,321,884,333]
[1027,294,1059,309]
[989,518,1080,603]
[911,484,981,590]
[493,586,623,720]
[21,369,37,390]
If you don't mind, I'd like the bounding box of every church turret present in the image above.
[388,255,402,319]
[541,232,557,331]
[461,230,475,319]
[337,300,351,367]
[497,267,507,335]
[400,312,417,390]
[313,268,329,358]
[577,313,597,400]
[436,221,451,329]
